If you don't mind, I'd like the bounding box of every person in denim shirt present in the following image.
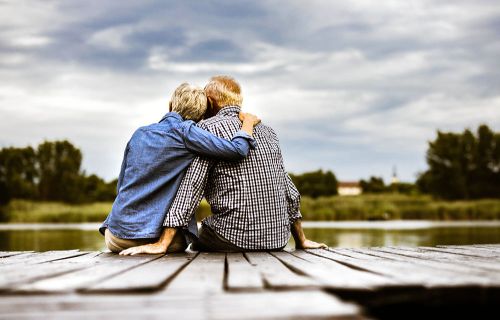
[99,83,260,253]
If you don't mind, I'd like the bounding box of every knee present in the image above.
[104,229,123,253]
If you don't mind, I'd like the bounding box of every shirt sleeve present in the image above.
[182,122,256,161]
[116,141,130,193]
[163,156,212,228]
[272,129,303,223]
[284,171,303,223]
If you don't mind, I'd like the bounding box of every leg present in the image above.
[104,229,154,253]
[192,225,244,252]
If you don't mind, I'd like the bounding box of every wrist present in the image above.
[295,240,307,249]
[155,239,169,248]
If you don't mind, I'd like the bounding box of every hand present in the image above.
[119,242,167,256]
[296,239,328,250]
[239,112,261,126]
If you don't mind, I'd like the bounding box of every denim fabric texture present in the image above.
[99,111,255,239]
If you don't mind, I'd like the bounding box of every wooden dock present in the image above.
[1,244,499,319]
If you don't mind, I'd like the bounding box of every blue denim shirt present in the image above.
[99,111,256,239]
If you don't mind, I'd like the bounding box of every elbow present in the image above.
[236,148,249,159]
[225,146,248,161]
[227,150,247,162]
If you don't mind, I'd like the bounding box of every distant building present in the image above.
[391,165,399,185]
[337,181,362,196]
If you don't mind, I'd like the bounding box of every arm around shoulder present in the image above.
[182,121,256,161]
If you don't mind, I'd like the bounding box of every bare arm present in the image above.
[291,219,328,249]
[119,227,178,255]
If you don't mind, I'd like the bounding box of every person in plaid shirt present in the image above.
[121,76,326,255]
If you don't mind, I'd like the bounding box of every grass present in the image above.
[1,194,500,223]
[300,194,500,221]
[0,200,113,223]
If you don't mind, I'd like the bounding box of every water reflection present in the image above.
[1,222,500,251]
[0,230,106,251]
[300,227,500,248]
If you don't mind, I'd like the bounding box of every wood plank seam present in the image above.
[308,249,389,277]
[426,247,500,259]
[75,254,169,292]
[83,253,198,293]
[150,253,198,293]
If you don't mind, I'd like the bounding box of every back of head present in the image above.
[204,75,243,108]
[170,83,207,121]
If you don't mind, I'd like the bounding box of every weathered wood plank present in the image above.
[289,250,400,290]
[164,252,226,294]
[209,291,361,320]
[0,291,362,320]
[0,250,85,267]
[471,244,500,249]
[0,252,102,291]
[376,247,500,273]
[0,251,33,258]
[0,245,498,318]
[245,252,316,289]
[13,253,161,293]
[347,248,498,285]
[86,253,195,293]
[329,248,389,261]
[310,249,490,288]
[225,253,264,291]
[0,252,38,265]
[430,246,500,259]
[272,251,377,291]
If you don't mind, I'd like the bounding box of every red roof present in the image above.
[338,181,361,188]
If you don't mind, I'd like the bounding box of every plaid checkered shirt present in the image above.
[163,106,302,250]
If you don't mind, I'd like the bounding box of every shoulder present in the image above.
[130,125,150,139]
[130,119,183,141]
[256,123,279,139]
[197,115,239,131]
[177,119,197,132]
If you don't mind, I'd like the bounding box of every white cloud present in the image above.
[0,0,499,182]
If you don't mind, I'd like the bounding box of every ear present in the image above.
[205,97,217,119]
[169,101,172,112]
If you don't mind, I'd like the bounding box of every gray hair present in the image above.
[170,83,207,121]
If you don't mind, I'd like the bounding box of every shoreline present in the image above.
[2,220,500,231]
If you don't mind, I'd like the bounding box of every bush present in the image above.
[298,194,500,221]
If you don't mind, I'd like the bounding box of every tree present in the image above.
[37,140,83,203]
[81,174,117,202]
[0,147,38,200]
[417,124,500,199]
[360,176,386,193]
[290,170,338,198]
[0,180,10,205]
[0,140,118,204]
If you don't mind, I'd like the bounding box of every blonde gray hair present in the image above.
[204,75,243,107]
[170,83,207,121]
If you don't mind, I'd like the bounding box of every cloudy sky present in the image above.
[1,0,499,182]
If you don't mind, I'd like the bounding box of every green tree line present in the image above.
[289,125,499,200]
[0,140,116,205]
[1,124,498,206]
[289,170,338,198]
[360,177,417,194]
[417,124,500,200]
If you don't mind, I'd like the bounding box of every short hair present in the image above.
[204,75,243,107]
[170,83,207,121]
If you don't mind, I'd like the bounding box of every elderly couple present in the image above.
[99,75,326,255]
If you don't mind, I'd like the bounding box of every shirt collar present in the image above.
[216,106,241,117]
[159,112,183,123]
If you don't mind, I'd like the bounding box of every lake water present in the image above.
[1,221,500,251]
